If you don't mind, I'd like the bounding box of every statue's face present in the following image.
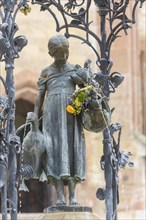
[53,48,69,65]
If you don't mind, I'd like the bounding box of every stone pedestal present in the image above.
[0,212,100,220]
[43,205,92,213]
[41,212,100,220]
[42,205,100,220]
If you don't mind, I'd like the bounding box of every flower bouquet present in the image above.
[66,85,94,115]
[66,84,111,133]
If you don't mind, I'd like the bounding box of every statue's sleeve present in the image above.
[37,70,48,91]
[71,65,92,86]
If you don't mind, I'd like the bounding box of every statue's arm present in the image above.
[71,61,93,87]
[34,89,45,116]
[34,70,47,116]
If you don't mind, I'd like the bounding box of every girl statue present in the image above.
[34,35,88,206]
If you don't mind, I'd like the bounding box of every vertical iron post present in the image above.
[96,2,114,218]
[1,183,7,220]
[103,128,113,220]
[0,1,28,219]
[4,6,17,219]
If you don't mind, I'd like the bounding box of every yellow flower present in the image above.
[74,98,82,107]
[79,85,94,92]
[20,5,31,15]
[66,105,76,114]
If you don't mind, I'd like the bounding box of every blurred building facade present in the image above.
[0,2,145,219]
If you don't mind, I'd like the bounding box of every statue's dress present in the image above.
[38,62,85,184]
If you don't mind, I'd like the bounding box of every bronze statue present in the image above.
[34,35,89,206]
[18,35,110,207]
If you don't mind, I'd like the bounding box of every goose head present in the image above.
[26,112,38,124]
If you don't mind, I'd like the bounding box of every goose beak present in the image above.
[26,117,31,123]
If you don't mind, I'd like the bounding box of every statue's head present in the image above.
[48,35,69,65]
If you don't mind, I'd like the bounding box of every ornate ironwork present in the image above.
[0,1,28,220]
[32,0,145,77]
[0,0,145,220]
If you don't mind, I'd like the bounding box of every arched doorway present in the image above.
[15,99,34,128]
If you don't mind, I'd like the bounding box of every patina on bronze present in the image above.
[20,35,110,209]
[34,35,87,206]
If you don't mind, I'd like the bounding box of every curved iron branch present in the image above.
[0,7,3,20]
[61,0,92,18]
[11,1,26,34]
[0,76,8,95]
[132,1,140,22]
[31,1,60,31]
[58,24,101,59]
[107,21,133,58]
[106,1,140,57]
[65,33,100,60]
[68,0,85,7]
[107,0,143,57]
[32,0,100,60]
